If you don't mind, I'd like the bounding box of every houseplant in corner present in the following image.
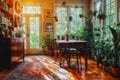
[109,23,120,77]
[41,34,53,56]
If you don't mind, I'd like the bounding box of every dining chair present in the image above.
[52,39,68,66]
[67,43,83,70]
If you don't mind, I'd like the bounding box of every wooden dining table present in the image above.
[56,40,88,69]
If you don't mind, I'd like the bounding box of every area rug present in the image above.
[4,56,74,80]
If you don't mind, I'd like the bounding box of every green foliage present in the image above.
[97,12,107,19]
[109,23,120,67]
[15,27,25,37]
[74,26,88,40]
[40,34,53,51]
[0,24,9,38]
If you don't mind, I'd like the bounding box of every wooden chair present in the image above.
[52,39,68,66]
[52,39,60,61]
[67,43,83,70]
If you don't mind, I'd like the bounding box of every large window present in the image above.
[55,6,83,36]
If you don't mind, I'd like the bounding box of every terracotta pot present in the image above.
[66,37,69,41]
[48,50,53,56]
[111,67,120,77]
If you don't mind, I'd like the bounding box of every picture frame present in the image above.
[44,9,53,20]
[44,21,53,32]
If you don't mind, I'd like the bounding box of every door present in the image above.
[23,16,40,54]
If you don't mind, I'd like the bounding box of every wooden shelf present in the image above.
[0,7,13,21]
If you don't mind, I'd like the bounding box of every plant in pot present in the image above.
[92,10,97,17]
[97,12,107,20]
[109,23,120,77]
[15,27,25,37]
[0,24,10,38]
[65,33,70,41]
[40,34,53,56]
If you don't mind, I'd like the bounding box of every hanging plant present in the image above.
[79,14,84,18]
[92,10,97,17]
[54,16,58,22]
[97,12,107,20]
[69,16,72,22]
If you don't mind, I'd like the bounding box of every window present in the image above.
[105,0,115,26]
[22,6,41,14]
[105,0,115,37]
[119,1,120,22]
[94,1,102,28]
[55,6,83,36]
[70,7,83,34]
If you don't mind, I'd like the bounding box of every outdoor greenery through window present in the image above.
[94,1,102,28]
[105,0,115,37]
[119,1,120,22]
[22,6,41,14]
[55,6,83,37]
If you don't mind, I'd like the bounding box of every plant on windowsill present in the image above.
[65,32,70,41]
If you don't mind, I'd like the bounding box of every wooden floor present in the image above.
[0,55,120,80]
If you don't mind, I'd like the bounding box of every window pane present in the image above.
[56,7,67,36]
[106,17,110,26]
[109,15,115,25]
[96,1,102,11]
[56,7,67,22]
[22,6,41,14]
[111,2,115,13]
[71,7,83,34]
[56,23,67,35]
[106,0,111,5]
[30,17,39,48]
[106,5,110,15]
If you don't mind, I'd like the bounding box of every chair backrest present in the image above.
[52,39,59,50]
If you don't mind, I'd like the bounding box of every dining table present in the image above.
[56,39,88,69]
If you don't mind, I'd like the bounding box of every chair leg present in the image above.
[68,53,70,67]
[79,54,82,69]
[76,53,79,70]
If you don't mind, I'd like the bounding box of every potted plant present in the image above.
[92,10,97,17]
[97,12,107,20]
[65,33,69,41]
[0,24,10,38]
[85,18,93,31]
[79,14,84,18]
[109,23,120,77]
[15,27,25,37]
[69,16,72,22]
[54,16,58,22]
[40,34,53,56]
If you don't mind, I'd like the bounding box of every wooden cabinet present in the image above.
[0,37,24,70]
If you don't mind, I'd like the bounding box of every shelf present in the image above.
[0,7,13,21]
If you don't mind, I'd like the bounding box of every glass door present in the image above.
[23,16,40,54]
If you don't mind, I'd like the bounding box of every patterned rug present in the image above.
[4,56,74,80]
